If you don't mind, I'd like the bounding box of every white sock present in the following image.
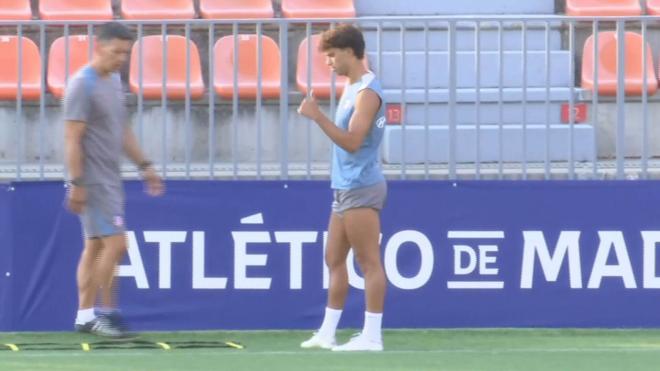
[318,307,342,338]
[75,308,96,325]
[362,311,383,343]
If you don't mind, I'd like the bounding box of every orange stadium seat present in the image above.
[39,0,113,21]
[566,0,641,16]
[121,0,195,20]
[213,35,281,99]
[0,0,32,20]
[581,31,657,96]
[296,34,369,99]
[47,36,94,99]
[129,35,205,100]
[0,36,41,100]
[200,0,274,19]
[646,0,660,15]
[281,0,355,19]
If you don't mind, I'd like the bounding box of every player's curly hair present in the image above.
[319,24,365,60]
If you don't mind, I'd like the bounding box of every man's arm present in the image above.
[123,127,149,168]
[298,89,381,153]
[65,120,87,214]
[123,127,164,196]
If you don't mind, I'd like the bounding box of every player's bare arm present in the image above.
[122,127,164,197]
[298,89,381,153]
[65,120,87,214]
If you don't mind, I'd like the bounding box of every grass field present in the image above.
[3,329,660,370]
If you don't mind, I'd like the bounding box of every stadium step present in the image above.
[382,124,596,164]
[371,50,572,90]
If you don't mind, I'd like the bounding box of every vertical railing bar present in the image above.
[522,21,528,180]
[592,21,599,178]
[279,22,289,180]
[642,20,649,179]
[256,22,263,180]
[616,20,625,180]
[138,24,144,149]
[16,25,23,180]
[400,22,406,180]
[161,24,168,179]
[543,21,552,180]
[208,23,216,179]
[475,21,481,180]
[424,21,430,180]
[39,24,46,179]
[568,21,575,179]
[544,21,551,179]
[498,21,504,179]
[185,22,191,179]
[232,23,239,179]
[62,24,70,179]
[377,22,382,81]
[448,21,457,180]
[305,22,312,180]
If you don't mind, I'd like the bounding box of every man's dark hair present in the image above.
[319,24,365,60]
[97,22,133,42]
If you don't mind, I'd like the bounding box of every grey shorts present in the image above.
[79,184,125,239]
[332,181,387,217]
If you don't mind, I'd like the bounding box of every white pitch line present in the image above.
[7,346,660,358]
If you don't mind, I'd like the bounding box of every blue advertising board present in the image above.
[2,180,660,331]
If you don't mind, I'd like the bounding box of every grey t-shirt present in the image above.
[63,65,128,187]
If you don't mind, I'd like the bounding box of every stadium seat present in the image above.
[296,34,369,98]
[281,0,355,19]
[0,36,41,100]
[200,0,274,19]
[121,0,195,20]
[129,35,205,100]
[213,35,281,99]
[646,0,660,15]
[39,0,113,21]
[581,31,657,96]
[47,36,94,99]
[565,0,641,16]
[0,0,32,20]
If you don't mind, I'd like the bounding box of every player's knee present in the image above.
[115,243,128,255]
[354,253,382,275]
[325,254,346,271]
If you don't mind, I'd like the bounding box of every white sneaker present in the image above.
[300,332,336,349]
[332,333,383,352]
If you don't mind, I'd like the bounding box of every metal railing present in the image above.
[0,15,659,181]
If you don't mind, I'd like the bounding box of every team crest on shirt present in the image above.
[376,116,386,128]
[113,216,124,227]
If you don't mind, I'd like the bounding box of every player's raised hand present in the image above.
[297,90,321,121]
[142,167,165,197]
